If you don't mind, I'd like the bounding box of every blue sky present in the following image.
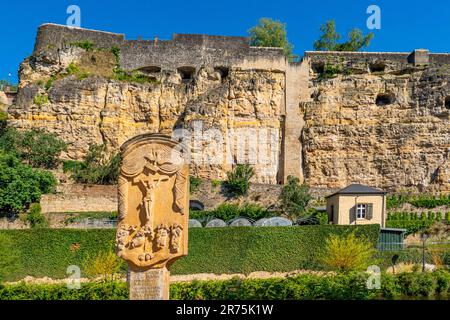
[1,0,450,83]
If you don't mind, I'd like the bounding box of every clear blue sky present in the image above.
[1,0,450,83]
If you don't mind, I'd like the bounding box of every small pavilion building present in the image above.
[325,184,387,227]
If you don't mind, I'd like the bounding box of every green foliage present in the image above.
[44,75,56,91]
[279,176,312,219]
[0,128,67,169]
[33,93,49,106]
[192,202,272,222]
[67,62,80,75]
[113,68,160,84]
[2,270,449,300]
[386,211,443,234]
[320,233,378,272]
[248,17,294,59]
[317,62,347,80]
[70,41,95,51]
[0,233,19,283]
[315,211,329,225]
[66,144,120,185]
[0,153,56,214]
[189,176,202,193]
[0,111,7,134]
[110,46,120,65]
[0,225,379,281]
[211,179,221,188]
[387,193,450,209]
[225,164,254,196]
[26,203,48,228]
[314,20,373,52]
[84,249,124,282]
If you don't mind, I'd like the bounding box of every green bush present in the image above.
[279,176,312,219]
[0,111,7,134]
[320,233,378,272]
[0,225,379,282]
[0,154,56,214]
[386,211,441,234]
[33,93,49,106]
[26,203,48,228]
[189,176,202,193]
[67,144,120,185]
[0,128,67,169]
[387,193,450,209]
[224,164,254,196]
[190,202,271,222]
[69,41,95,51]
[2,270,449,300]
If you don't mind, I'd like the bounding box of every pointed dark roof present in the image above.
[325,184,386,198]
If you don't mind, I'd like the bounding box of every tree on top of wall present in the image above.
[313,20,374,52]
[248,18,294,60]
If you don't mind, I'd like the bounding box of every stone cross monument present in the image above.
[115,134,189,300]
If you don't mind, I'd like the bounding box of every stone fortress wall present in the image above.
[7,24,450,192]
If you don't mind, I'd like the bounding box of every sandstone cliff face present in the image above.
[303,57,449,192]
[7,45,284,183]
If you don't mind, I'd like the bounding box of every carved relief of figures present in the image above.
[156,224,169,249]
[170,223,183,253]
[116,134,189,269]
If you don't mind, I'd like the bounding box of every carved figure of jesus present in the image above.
[140,174,169,228]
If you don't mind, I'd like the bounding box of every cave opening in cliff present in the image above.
[311,62,325,74]
[214,66,229,81]
[177,66,196,82]
[376,92,395,106]
[369,62,386,73]
[445,96,450,109]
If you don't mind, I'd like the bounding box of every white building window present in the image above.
[356,204,367,219]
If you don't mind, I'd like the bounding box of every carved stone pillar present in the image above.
[116,134,189,300]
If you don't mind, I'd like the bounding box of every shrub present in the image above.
[84,249,124,282]
[279,176,312,219]
[26,203,48,228]
[189,176,202,193]
[33,93,48,106]
[67,144,120,184]
[225,164,254,196]
[0,111,7,134]
[0,154,56,214]
[70,40,95,51]
[320,233,378,272]
[397,272,437,297]
[194,202,272,222]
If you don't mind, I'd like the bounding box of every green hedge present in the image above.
[1,270,449,300]
[0,225,379,282]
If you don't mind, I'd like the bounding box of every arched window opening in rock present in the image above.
[138,66,162,74]
[311,62,325,74]
[214,66,229,81]
[376,92,396,106]
[177,66,195,82]
[189,200,204,211]
[369,63,386,73]
[445,96,450,109]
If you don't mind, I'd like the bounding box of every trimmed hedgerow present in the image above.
[1,270,449,300]
[0,225,379,282]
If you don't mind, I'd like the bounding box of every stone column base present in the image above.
[127,267,170,300]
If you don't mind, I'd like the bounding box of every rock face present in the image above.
[303,52,449,192]
[7,24,450,192]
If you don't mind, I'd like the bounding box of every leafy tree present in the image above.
[314,20,373,52]
[0,153,56,214]
[0,128,67,169]
[279,175,312,218]
[68,144,120,185]
[0,111,7,134]
[249,18,294,59]
[320,233,378,272]
[225,164,254,196]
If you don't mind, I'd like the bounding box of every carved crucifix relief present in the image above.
[116,134,189,271]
